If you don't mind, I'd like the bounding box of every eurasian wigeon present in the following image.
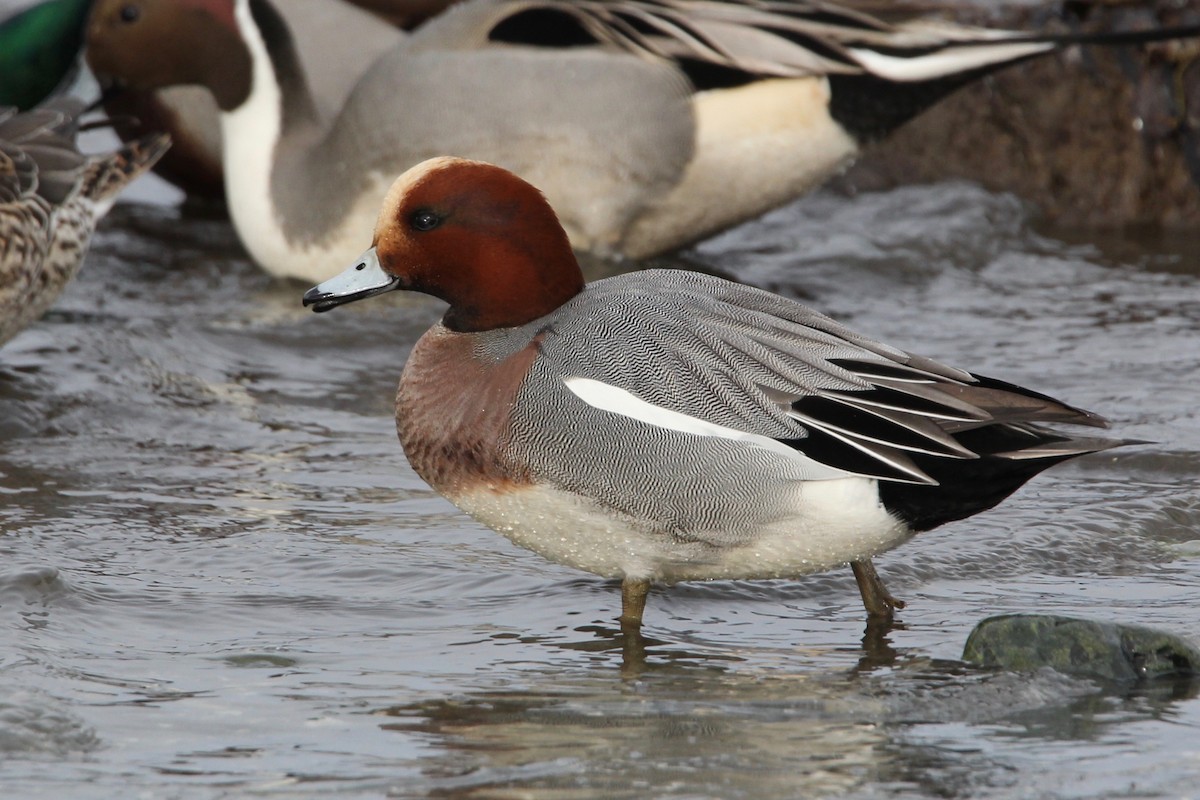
[0,100,169,348]
[85,0,1198,281]
[302,156,1127,630]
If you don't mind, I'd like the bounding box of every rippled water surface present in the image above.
[2,180,1199,798]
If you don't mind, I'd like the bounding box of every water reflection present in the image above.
[375,618,1197,799]
[2,187,1200,797]
[379,658,889,797]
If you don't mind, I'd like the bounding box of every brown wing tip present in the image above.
[83,132,172,203]
[118,132,172,176]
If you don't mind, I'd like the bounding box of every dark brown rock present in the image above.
[835,0,1200,229]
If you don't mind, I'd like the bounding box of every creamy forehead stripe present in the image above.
[563,376,854,481]
[377,156,460,228]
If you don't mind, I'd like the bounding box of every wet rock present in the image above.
[963,614,1200,682]
[837,0,1200,229]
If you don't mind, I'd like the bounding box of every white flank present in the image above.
[848,40,1055,83]
[624,77,858,259]
[452,478,907,583]
[563,376,855,481]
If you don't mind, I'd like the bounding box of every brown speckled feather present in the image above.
[0,102,169,347]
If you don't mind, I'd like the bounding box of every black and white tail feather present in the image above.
[487,0,1200,139]
[768,348,1126,532]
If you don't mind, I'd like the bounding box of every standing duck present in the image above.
[302,157,1128,629]
[0,100,169,347]
[85,0,1199,282]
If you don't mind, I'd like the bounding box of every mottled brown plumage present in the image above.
[0,101,169,348]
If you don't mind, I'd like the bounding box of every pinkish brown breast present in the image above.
[395,324,537,497]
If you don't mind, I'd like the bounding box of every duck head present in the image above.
[303,157,585,333]
[86,0,252,111]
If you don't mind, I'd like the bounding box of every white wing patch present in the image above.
[563,376,855,481]
[848,40,1054,83]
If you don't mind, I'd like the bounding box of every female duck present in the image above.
[0,101,169,347]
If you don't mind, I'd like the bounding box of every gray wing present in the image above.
[0,100,87,206]
[300,0,695,250]
[434,0,1056,82]
[508,270,1107,487]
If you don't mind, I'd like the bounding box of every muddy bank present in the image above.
[838,0,1200,228]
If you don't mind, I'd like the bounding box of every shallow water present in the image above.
[1,180,1199,798]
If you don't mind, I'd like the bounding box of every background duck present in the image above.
[303,157,1131,629]
[98,0,406,199]
[85,0,1200,282]
[0,100,169,347]
[0,0,446,197]
[0,0,91,110]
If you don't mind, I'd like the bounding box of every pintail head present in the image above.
[86,0,252,111]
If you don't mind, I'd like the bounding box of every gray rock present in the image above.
[962,614,1200,683]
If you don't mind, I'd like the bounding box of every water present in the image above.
[1,179,1199,798]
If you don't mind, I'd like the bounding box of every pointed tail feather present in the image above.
[80,132,171,214]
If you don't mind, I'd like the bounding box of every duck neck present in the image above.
[239,0,319,129]
[219,0,320,166]
[442,253,585,333]
[218,0,320,269]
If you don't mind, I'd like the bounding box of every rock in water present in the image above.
[963,614,1200,683]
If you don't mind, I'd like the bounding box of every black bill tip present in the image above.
[301,286,340,313]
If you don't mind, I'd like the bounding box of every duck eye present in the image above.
[410,209,441,232]
[119,4,141,22]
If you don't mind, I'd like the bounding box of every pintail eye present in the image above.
[410,209,442,232]
[118,4,141,22]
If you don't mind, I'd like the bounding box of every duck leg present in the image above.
[619,577,651,631]
[851,558,905,620]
